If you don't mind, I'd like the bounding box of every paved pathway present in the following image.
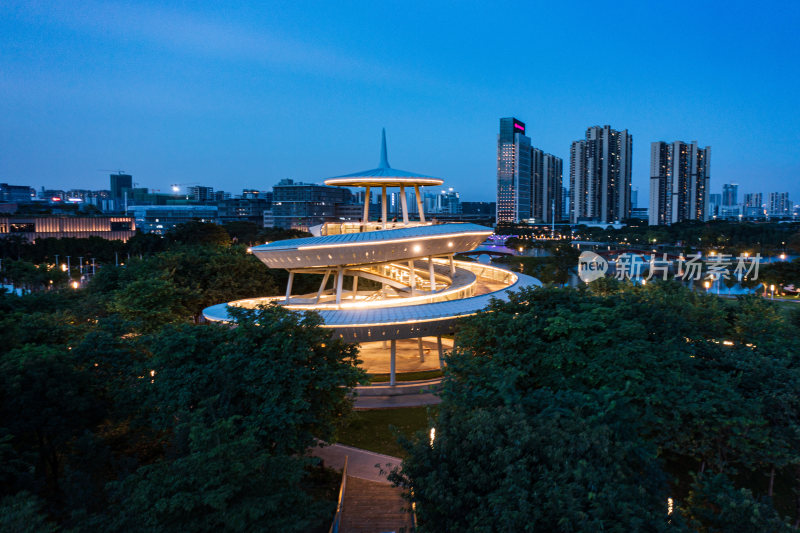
[354,392,441,409]
[313,443,400,484]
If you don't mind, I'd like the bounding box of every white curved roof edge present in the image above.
[251,222,492,251]
[202,270,541,327]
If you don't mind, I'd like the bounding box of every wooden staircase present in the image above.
[338,476,414,533]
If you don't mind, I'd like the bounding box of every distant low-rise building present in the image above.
[271,179,352,229]
[217,198,271,224]
[188,186,215,203]
[0,183,35,204]
[126,205,218,234]
[0,216,135,241]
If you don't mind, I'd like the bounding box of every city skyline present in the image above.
[1,2,799,202]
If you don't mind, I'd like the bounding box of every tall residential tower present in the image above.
[569,125,632,224]
[649,141,710,225]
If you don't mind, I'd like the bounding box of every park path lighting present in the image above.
[770,284,775,299]
[71,281,79,289]
[704,280,711,292]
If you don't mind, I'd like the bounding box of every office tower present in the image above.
[570,125,632,223]
[722,183,738,207]
[709,194,722,218]
[561,186,569,221]
[110,173,133,208]
[768,192,791,216]
[743,193,763,217]
[188,186,214,203]
[648,141,710,225]
[631,187,639,209]
[531,148,563,223]
[496,118,531,223]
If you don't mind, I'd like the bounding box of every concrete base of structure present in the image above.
[358,336,453,374]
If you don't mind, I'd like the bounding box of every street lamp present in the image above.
[770,284,775,299]
[704,280,711,292]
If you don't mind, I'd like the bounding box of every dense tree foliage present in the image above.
[393,280,800,531]
[0,225,363,531]
[568,220,800,256]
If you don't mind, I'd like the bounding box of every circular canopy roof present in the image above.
[324,129,443,188]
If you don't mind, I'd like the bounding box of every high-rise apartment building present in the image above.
[722,183,738,207]
[648,141,710,225]
[570,125,632,224]
[496,118,531,223]
[743,193,763,217]
[768,192,791,217]
[531,149,564,223]
[709,194,722,218]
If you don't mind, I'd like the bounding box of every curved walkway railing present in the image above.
[329,456,348,533]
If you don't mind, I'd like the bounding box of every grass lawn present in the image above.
[368,369,442,383]
[335,406,436,458]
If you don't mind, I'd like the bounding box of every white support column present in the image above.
[437,335,444,370]
[408,260,416,296]
[418,337,425,362]
[362,185,371,226]
[414,185,425,223]
[285,271,294,303]
[315,269,331,303]
[381,186,388,229]
[400,185,409,225]
[335,267,344,307]
[390,339,397,386]
[428,256,436,292]
[351,274,359,300]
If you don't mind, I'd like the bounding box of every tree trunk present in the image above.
[769,467,775,498]
[794,465,800,529]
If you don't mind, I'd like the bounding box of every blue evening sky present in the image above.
[1,1,798,203]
